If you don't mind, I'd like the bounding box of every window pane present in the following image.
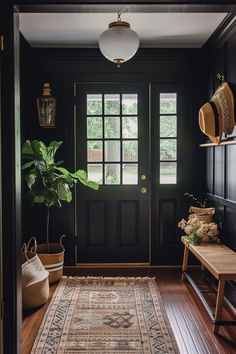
[160,116,177,137]
[122,94,138,115]
[105,116,120,138]
[104,94,120,115]
[123,141,138,162]
[87,94,102,115]
[87,164,103,184]
[87,141,102,162]
[105,141,120,162]
[160,93,177,114]
[105,164,120,184]
[122,164,138,184]
[87,117,103,138]
[122,116,138,138]
[160,162,177,184]
[160,139,176,160]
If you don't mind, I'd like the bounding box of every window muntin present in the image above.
[159,93,177,184]
[86,93,138,185]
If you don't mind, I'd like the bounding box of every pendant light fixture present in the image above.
[98,12,139,67]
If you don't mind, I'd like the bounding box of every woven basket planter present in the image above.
[189,206,215,223]
[21,238,49,310]
[36,235,65,284]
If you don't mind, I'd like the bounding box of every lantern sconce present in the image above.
[37,83,56,128]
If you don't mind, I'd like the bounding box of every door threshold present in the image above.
[74,262,150,268]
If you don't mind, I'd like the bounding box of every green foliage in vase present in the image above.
[184,192,207,208]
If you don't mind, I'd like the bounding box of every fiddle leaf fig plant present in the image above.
[22,140,99,250]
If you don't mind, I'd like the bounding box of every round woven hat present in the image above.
[199,82,235,144]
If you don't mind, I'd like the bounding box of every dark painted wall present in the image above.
[20,41,205,265]
[203,18,236,305]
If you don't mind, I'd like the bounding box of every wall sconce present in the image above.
[37,83,56,128]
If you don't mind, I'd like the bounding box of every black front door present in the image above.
[75,83,150,263]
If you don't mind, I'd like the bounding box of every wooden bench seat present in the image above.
[181,236,236,334]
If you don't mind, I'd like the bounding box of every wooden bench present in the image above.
[181,236,236,334]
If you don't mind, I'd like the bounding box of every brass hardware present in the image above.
[140,174,146,181]
[0,36,3,52]
[140,187,148,194]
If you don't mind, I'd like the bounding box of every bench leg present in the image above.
[181,245,189,281]
[213,279,225,334]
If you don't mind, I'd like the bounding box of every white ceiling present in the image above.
[19,13,226,48]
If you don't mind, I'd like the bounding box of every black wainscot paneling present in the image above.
[225,206,236,251]
[214,147,225,198]
[206,147,214,195]
[159,200,176,245]
[118,201,139,246]
[226,145,236,201]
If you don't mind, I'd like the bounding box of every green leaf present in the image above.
[22,160,35,170]
[47,141,63,162]
[71,169,99,190]
[57,182,72,202]
[25,172,37,188]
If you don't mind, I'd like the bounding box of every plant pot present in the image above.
[36,235,65,284]
[189,206,215,223]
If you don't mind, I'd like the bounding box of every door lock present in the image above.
[140,187,148,194]
[140,174,146,181]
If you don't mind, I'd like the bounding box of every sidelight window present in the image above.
[159,93,177,184]
[86,93,138,185]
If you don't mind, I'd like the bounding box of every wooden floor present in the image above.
[22,268,236,354]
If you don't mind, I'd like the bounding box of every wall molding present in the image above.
[207,193,236,209]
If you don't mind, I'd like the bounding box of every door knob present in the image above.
[140,187,148,194]
[140,174,146,181]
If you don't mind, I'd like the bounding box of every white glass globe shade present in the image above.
[98,24,139,65]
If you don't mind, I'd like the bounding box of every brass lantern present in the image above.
[37,83,56,128]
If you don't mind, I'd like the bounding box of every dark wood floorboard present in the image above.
[22,268,236,354]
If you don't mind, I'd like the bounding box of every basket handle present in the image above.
[59,234,66,251]
[26,237,37,254]
[21,243,29,262]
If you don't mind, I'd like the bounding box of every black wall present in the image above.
[203,17,236,305]
[20,42,205,265]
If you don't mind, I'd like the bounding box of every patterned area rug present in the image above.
[31,277,179,353]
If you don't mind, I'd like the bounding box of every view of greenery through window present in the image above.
[159,93,177,184]
[87,94,138,184]
[86,92,177,185]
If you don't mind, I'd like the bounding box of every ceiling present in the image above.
[19,13,227,48]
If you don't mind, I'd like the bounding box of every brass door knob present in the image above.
[140,187,148,194]
[140,174,146,181]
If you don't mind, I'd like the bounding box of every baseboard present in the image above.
[64,264,201,269]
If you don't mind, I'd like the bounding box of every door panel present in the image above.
[75,83,149,263]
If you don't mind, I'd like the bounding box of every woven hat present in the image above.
[199,82,235,144]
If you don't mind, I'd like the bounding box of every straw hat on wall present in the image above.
[199,82,235,144]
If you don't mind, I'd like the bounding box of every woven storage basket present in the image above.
[21,238,49,310]
[36,235,65,285]
[189,206,215,223]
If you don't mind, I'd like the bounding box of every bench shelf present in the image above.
[181,236,236,334]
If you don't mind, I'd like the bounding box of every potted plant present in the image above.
[22,139,98,283]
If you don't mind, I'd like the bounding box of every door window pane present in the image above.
[122,164,138,184]
[87,117,103,138]
[87,164,103,184]
[160,116,177,137]
[122,116,138,138]
[160,162,177,184]
[160,93,177,114]
[105,117,120,138]
[104,94,120,115]
[105,141,120,162]
[87,141,103,162]
[123,141,138,162]
[160,139,176,161]
[87,94,102,115]
[105,164,120,184]
[122,94,138,115]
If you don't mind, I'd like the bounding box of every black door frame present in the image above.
[1,2,233,353]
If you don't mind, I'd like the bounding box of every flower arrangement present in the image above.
[178,214,219,245]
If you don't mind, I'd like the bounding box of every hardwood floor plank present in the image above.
[22,268,236,354]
